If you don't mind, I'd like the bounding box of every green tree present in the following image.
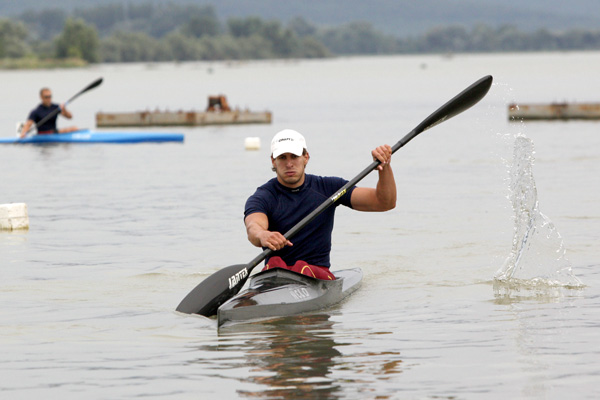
[17,8,67,40]
[234,34,274,59]
[100,31,162,62]
[55,18,100,62]
[227,17,265,38]
[0,19,30,58]
[260,21,298,56]
[182,11,221,38]
[162,32,202,61]
[74,4,125,35]
[419,26,469,52]
[319,22,397,54]
[288,17,317,37]
[297,36,331,58]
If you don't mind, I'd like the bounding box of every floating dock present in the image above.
[96,109,272,127]
[508,103,600,121]
[97,95,271,127]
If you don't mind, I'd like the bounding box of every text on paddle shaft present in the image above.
[229,268,248,289]
[331,188,347,202]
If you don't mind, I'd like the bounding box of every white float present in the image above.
[0,203,29,230]
[244,137,261,150]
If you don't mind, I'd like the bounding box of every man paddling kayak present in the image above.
[19,87,78,138]
[176,76,492,316]
[244,129,396,280]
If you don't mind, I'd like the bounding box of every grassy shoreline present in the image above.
[0,57,88,70]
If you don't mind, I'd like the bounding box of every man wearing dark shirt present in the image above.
[19,87,77,138]
[244,129,396,280]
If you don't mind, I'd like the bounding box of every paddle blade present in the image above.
[176,264,250,316]
[418,75,492,134]
[82,77,103,93]
[67,77,104,104]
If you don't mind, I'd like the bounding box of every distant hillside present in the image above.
[1,0,599,36]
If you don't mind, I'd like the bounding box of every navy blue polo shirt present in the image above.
[28,103,61,133]
[244,174,356,268]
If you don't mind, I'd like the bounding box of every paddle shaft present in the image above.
[23,77,103,137]
[176,74,493,315]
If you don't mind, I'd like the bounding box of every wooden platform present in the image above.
[508,103,600,121]
[96,109,272,127]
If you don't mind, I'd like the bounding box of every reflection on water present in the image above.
[195,313,403,399]
[236,315,340,399]
[495,135,583,288]
[218,314,341,399]
[492,279,585,305]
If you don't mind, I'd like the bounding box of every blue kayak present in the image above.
[0,129,184,144]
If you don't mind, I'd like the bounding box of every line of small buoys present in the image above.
[0,203,29,231]
[244,137,261,150]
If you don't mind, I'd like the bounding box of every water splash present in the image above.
[494,135,583,289]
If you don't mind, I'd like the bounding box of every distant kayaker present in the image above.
[19,87,78,138]
[244,129,396,280]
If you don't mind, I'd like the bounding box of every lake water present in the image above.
[1,52,598,399]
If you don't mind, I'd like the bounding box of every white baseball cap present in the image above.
[270,129,307,158]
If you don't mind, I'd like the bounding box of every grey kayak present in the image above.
[217,267,363,327]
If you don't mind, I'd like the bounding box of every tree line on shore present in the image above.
[1,3,600,67]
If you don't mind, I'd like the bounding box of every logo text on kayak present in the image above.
[229,268,248,289]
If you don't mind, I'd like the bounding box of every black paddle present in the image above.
[21,77,103,138]
[176,74,494,316]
